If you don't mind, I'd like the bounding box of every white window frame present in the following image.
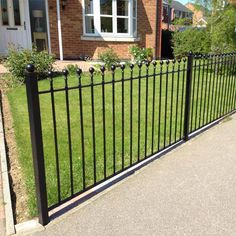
[83,0,137,38]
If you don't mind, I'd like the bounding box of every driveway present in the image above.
[21,114,236,236]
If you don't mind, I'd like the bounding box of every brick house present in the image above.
[162,0,193,30]
[185,3,208,27]
[0,0,163,60]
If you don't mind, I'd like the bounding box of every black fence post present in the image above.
[184,52,194,141]
[25,64,49,225]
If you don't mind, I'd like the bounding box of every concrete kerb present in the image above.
[0,92,15,235]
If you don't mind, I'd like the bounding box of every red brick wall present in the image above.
[48,0,162,59]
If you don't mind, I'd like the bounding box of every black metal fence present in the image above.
[25,52,236,225]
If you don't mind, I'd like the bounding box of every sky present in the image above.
[178,0,193,5]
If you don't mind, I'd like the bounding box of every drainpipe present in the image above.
[155,0,158,59]
[56,0,63,60]
[155,0,162,59]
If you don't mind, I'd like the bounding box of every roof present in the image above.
[171,1,193,13]
[185,3,210,15]
[163,0,169,6]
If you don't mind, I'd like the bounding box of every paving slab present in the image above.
[53,60,93,72]
[0,64,8,74]
[21,114,236,236]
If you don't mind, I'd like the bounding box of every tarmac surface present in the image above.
[19,113,236,235]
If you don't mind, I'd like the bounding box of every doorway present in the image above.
[0,0,32,55]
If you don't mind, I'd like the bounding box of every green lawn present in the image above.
[7,59,236,217]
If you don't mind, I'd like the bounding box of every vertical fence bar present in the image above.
[144,61,150,156]
[190,57,197,132]
[228,54,234,111]
[229,54,236,111]
[137,62,142,161]
[206,55,214,124]
[77,68,86,189]
[151,61,157,153]
[169,60,175,145]
[180,59,186,138]
[111,65,116,174]
[231,53,236,110]
[217,54,225,118]
[121,64,125,169]
[174,59,181,142]
[210,54,218,121]
[184,52,193,141]
[163,60,169,148]
[223,54,232,115]
[130,64,134,165]
[101,66,107,177]
[49,71,61,204]
[89,68,97,184]
[25,64,49,225]
[63,69,74,196]
[198,55,205,127]
[221,54,229,116]
[202,55,210,125]
[158,61,163,151]
[214,55,221,120]
[194,56,201,130]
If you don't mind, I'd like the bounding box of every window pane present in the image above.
[100,0,112,15]
[85,0,93,14]
[117,18,128,33]
[101,17,112,32]
[13,0,21,25]
[1,0,9,25]
[85,16,95,33]
[133,0,137,18]
[117,0,128,16]
[133,18,137,35]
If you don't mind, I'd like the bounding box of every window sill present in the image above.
[81,36,140,42]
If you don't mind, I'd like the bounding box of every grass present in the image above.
[7,59,236,217]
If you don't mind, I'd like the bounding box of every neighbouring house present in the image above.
[162,0,193,30]
[162,0,169,24]
[185,3,208,27]
[0,0,163,60]
[171,1,193,21]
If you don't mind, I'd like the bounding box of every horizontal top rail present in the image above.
[38,68,188,95]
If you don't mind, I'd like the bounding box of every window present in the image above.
[83,0,137,37]
[13,0,21,25]
[0,0,22,26]
[1,0,9,25]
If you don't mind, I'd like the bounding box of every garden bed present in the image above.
[0,78,30,223]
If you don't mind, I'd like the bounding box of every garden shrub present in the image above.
[5,46,55,82]
[98,48,120,69]
[172,28,211,58]
[129,45,153,62]
[66,64,79,75]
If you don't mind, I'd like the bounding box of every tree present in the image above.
[208,5,236,53]
[172,1,236,57]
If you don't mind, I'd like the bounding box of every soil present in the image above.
[0,76,30,223]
